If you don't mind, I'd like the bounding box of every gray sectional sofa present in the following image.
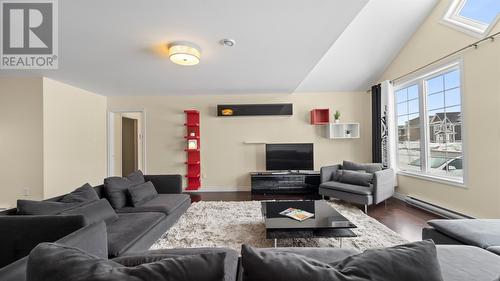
[4,221,500,281]
[0,173,191,280]
[423,219,500,256]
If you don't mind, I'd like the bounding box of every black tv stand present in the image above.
[250,171,320,195]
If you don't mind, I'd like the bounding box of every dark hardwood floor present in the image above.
[187,192,441,242]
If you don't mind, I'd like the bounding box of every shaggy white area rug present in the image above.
[151,200,408,252]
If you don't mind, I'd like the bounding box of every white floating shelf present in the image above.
[326,123,360,139]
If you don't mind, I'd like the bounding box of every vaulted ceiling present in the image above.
[0,0,438,95]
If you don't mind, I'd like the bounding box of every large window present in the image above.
[442,0,500,37]
[395,62,464,184]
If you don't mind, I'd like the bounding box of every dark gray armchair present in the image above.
[319,161,395,213]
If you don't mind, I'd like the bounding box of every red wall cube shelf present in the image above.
[310,109,330,124]
[184,110,201,190]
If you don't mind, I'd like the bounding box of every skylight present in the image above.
[442,0,500,37]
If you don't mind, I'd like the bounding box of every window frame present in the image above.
[394,60,467,187]
[441,0,500,38]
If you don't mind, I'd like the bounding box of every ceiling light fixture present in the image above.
[168,42,201,66]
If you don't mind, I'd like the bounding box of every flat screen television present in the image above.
[265,143,314,171]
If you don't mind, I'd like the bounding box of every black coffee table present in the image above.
[261,200,357,247]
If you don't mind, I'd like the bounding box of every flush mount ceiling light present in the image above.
[168,42,201,66]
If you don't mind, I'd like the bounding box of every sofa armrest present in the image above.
[144,174,183,194]
[0,222,107,281]
[372,168,395,204]
[0,215,86,268]
[320,165,341,183]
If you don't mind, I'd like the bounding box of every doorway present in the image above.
[108,110,145,177]
[122,117,138,176]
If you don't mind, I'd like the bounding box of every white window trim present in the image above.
[441,0,500,38]
[394,60,467,187]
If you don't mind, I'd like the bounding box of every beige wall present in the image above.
[108,92,372,191]
[381,0,500,217]
[0,78,44,208]
[42,78,107,198]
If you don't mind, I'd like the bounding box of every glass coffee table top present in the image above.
[261,200,357,240]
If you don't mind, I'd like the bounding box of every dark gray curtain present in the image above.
[371,84,382,163]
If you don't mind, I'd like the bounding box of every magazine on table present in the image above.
[279,208,314,221]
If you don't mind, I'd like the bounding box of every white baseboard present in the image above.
[185,186,250,192]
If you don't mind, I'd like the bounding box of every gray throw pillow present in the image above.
[27,243,226,281]
[338,170,373,187]
[342,160,383,174]
[61,199,118,225]
[17,200,82,215]
[104,170,145,209]
[128,181,158,207]
[332,170,344,181]
[241,240,444,281]
[60,183,99,203]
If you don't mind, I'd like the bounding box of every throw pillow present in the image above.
[332,170,343,181]
[342,160,383,174]
[128,181,158,206]
[104,170,146,209]
[338,170,373,187]
[59,183,99,203]
[27,243,226,281]
[241,240,444,281]
[61,199,118,225]
[17,200,82,215]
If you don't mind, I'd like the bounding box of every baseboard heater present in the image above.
[404,196,473,219]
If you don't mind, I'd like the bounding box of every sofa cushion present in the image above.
[16,200,82,215]
[436,245,500,281]
[113,248,239,281]
[487,246,500,255]
[342,160,383,174]
[104,170,146,209]
[107,212,165,257]
[27,243,226,281]
[241,241,443,281]
[332,170,343,181]
[117,194,191,215]
[245,247,359,264]
[320,181,372,195]
[428,219,500,248]
[59,183,99,203]
[128,181,158,207]
[61,199,118,225]
[338,170,373,187]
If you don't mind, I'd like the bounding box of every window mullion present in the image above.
[419,79,429,173]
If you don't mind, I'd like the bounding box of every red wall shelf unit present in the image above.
[310,109,330,124]
[184,110,201,190]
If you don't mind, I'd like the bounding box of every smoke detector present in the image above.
[220,39,236,47]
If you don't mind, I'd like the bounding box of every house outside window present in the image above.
[395,61,464,184]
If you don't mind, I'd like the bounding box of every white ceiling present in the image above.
[295,0,438,92]
[0,0,438,95]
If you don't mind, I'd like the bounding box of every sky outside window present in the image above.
[459,0,500,24]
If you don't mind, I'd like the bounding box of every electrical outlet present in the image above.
[23,188,30,197]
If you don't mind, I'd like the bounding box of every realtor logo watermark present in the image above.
[1,0,58,69]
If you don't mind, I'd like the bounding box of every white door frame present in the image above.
[107,108,147,177]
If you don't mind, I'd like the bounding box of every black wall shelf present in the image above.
[217,103,293,117]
